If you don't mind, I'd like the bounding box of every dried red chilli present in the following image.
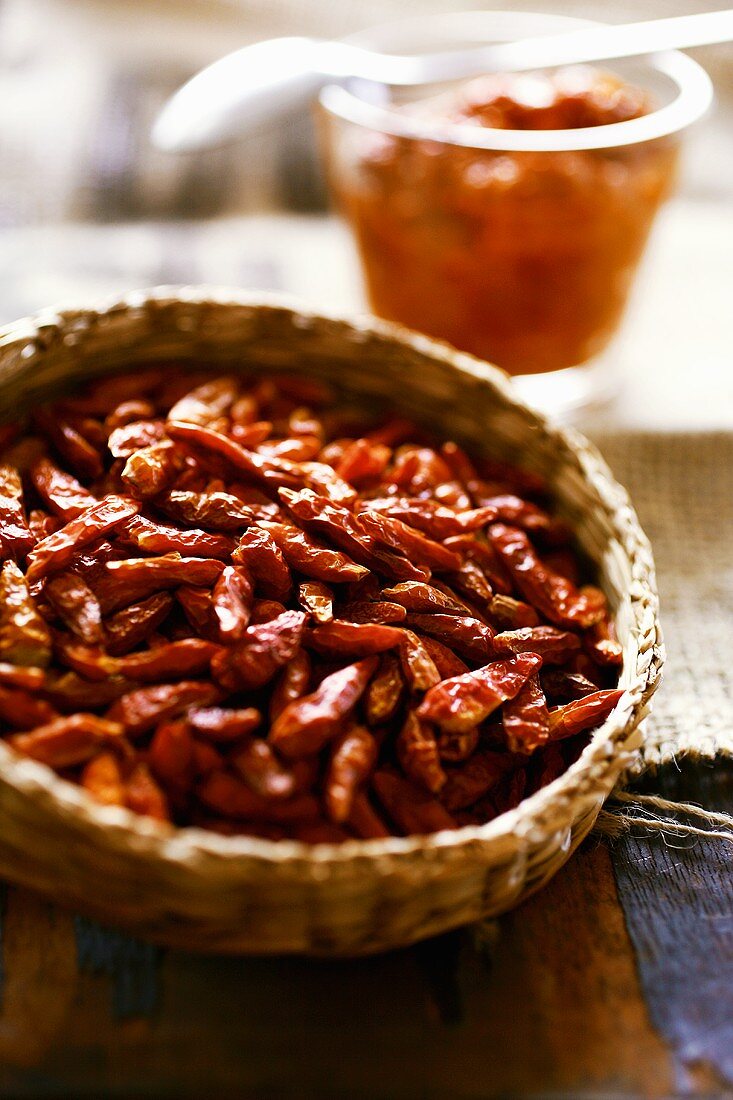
[197,771,320,825]
[55,637,222,684]
[325,722,378,822]
[584,615,624,667]
[231,739,297,800]
[233,528,292,600]
[418,635,470,680]
[271,658,378,757]
[348,791,391,839]
[0,561,52,667]
[122,441,186,499]
[540,668,600,703]
[0,370,621,836]
[28,510,58,541]
[443,533,514,596]
[81,750,127,806]
[440,750,517,812]
[435,726,480,764]
[125,761,169,820]
[165,419,303,490]
[0,662,45,691]
[269,650,311,722]
[118,514,235,560]
[159,489,256,531]
[33,409,104,481]
[25,496,140,583]
[41,670,141,711]
[211,566,253,642]
[0,464,35,562]
[211,609,307,691]
[175,586,216,639]
[249,599,288,625]
[45,573,104,645]
[97,553,223,614]
[108,419,166,459]
[0,685,58,729]
[8,713,126,767]
[335,439,391,488]
[502,674,551,754]
[298,581,334,623]
[447,560,494,610]
[280,487,429,582]
[380,581,466,615]
[304,621,402,658]
[485,593,539,630]
[188,706,261,742]
[356,509,462,572]
[106,681,221,736]
[399,630,441,693]
[104,592,174,655]
[396,711,446,793]
[418,653,543,734]
[404,613,496,665]
[104,399,156,432]
[372,770,457,834]
[339,600,406,626]
[493,625,582,665]
[365,497,497,539]
[148,720,196,800]
[364,652,404,728]
[256,521,368,584]
[548,689,624,741]
[167,376,240,426]
[489,524,606,629]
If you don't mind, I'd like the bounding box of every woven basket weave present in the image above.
[0,287,663,955]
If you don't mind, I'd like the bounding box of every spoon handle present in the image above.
[426,8,733,83]
[153,11,732,153]
[152,37,327,152]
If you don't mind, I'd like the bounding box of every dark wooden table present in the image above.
[0,761,730,1099]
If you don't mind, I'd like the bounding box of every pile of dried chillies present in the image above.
[0,369,623,841]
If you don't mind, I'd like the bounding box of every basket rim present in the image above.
[0,285,663,874]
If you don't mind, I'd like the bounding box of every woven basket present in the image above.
[0,287,663,955]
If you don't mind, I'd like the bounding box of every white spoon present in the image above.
[152,9,732,153]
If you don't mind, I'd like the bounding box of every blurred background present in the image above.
[0,0,730,425]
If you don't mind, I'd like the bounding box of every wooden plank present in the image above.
[0,888,77,1069]
[611,760,733,1093]
[73,918,160,1021]
[0,841,673,1098]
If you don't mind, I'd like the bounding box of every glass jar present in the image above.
[319,11,712,415]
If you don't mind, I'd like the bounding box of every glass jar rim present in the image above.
[318,12,713,153]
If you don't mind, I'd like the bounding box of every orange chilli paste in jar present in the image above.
[329,67,679,376]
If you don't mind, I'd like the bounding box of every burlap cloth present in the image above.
[594,431,733,773]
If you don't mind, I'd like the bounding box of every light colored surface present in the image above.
[583,198,733,433]
[596,431,733,769]
[0,198,730,432]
